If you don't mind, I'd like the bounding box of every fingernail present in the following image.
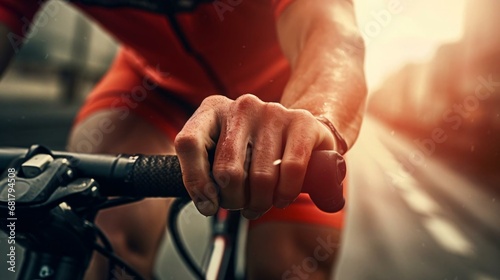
[243,210,262,220]
[196,200,216,215]
[275,199,291,209]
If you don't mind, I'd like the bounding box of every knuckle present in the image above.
[174,133,200,153]
[261,103,286,128]
[186,180,218,201]
[275,178,301,197]
[263,102,287,119]
[251,170,277,187]
[202,95,228,106]
[183,178,203,190]
[234,94,261,111]
[183,178,206,195]
[213,164,245,187]
[199,96,228,116]
[276,160,307,200]
[290,142,311,160]
[264,102,286,113]
[291,109,314,122]
[281,159,307,175]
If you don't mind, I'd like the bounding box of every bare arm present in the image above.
[278,0,367,151]
[175,0,367,218]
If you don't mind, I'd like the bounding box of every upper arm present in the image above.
[275,0,363,66]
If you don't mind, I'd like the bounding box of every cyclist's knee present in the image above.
[247,223,340,280]
[96,200,170,250]
[68,109,173,254]
[86,199,171,279]
[69,110,174,278]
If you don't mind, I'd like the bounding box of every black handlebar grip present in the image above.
[123,155,190,198]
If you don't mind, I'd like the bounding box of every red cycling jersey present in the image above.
[0,0,294,104]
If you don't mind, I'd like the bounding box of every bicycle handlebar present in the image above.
[0,148,345,213]
[0,146,345,280]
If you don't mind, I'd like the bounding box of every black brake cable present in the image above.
[93,226,117,280]
[89,197,205,280]
[94,243,146,280]
[168,198,205,280]
[93,225,114,253]
[88,215,144,280]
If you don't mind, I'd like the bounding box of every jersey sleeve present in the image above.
[272,0,295,19]
[0,0,44,37]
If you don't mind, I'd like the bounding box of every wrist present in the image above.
[316,116,348,155]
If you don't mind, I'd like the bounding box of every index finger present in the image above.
[174,105,221,216]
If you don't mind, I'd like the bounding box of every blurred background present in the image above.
[0,2,117,149]
[0,0,499,279]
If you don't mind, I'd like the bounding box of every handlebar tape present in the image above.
[302,151,346,213]
[112,151,346,213]
[0,149,346,213]
[123,155,189,198]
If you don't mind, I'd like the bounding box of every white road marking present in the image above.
[362,120,476,258]
[423,212,475,256]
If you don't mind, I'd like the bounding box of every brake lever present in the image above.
[0,147,102,219]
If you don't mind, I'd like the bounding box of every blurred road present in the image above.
[337,117,500,280]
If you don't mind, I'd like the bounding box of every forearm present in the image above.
[278,0,367,150]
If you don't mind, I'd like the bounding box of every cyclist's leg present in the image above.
[69,111,174,280]
[246,193,346,280]
[67,50,191,279]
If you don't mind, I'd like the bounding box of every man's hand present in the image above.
[175,94,336,219]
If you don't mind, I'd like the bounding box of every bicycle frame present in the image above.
[169,199,243,280]
[205,209,242,280]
